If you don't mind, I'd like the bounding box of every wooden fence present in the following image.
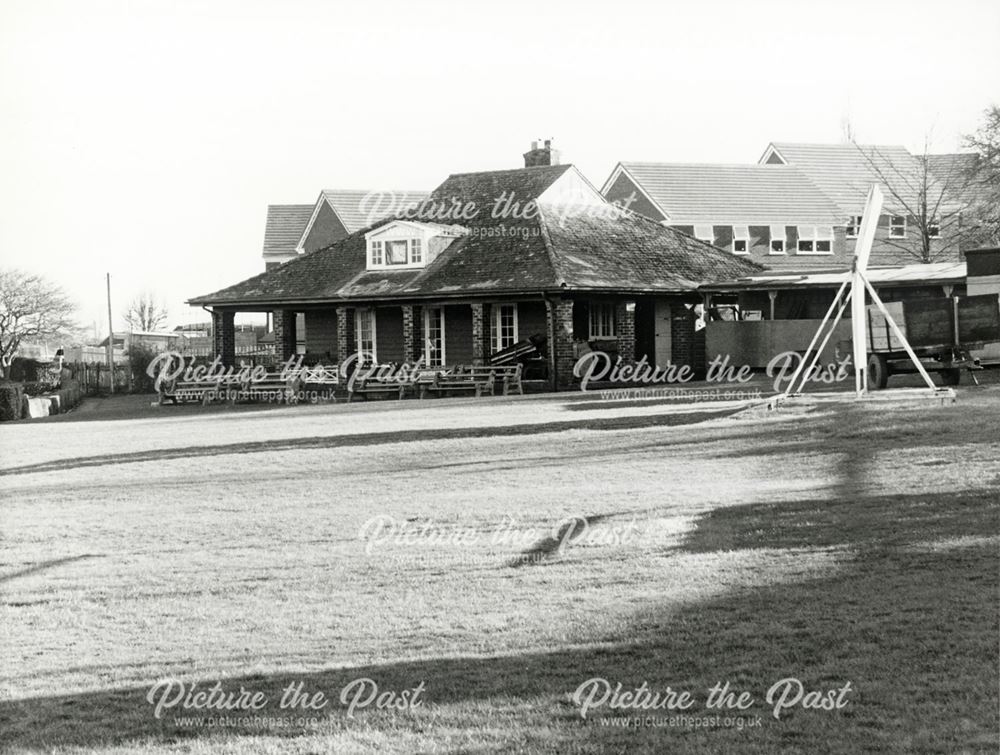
[65,361,133,395]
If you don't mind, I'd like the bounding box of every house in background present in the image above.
[263,189,428,270]
[603,142,971,270]
[261,205,314,270]
[191,143,761,388]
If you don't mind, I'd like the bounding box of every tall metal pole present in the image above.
[106,273,115,395]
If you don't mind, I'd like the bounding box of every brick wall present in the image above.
[603,172,666,222]
[273,310,296,362]
[671,303,705,376]
[546,297,576,389]
[471,303,484,364]
[615,301,636,363]
[402,306,415,362]
[336,307,349,363]
[212,310,235,366]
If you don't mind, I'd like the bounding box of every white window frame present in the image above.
[423,306,445,367]
[928,219,940,238]
[796,226,834,255]
[367,230,427,270]
[589,302,616,339]
[492,303,519,353]
[846,216,863,239]
[889,215,907,239]
[768,224,786,255]
[731,225,750,255]
[693,224,715,245]
[355,308,377,364]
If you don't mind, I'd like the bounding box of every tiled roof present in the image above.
[765,142,932,215]
[320,189,428,233]
[262,205,313,256]
[926,153,991,205]
[191,166,761,306]
[541,207,763,290]
[613,162,842,224]
[702,261,967,291]
[427,164,572,218]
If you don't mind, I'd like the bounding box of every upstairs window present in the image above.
[589,302,616,339]
[411,238,423,263]
[386,240,409,265]
[694,224,715,245]
[732,225,749,255]
[928,220,940,238]
[371,240,384,265]
[890,215,907,238]
[797,226,833,254]
[846,216,863,238]
[769,224,786,254]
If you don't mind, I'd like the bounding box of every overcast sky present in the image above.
[1,0,998,335]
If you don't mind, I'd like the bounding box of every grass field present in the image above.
[1,385,998,753]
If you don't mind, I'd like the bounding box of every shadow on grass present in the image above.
[507,513,617,568]
[0,409,743,478]
[0,555,99,585]
[1,490,996,753]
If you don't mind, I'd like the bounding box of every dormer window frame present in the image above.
[365,221,467,271]
[731,225,750,255]
[365,222,429,271]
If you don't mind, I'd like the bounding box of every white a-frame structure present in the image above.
[777,185,950,400]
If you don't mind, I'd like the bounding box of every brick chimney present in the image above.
[523,138,560,167]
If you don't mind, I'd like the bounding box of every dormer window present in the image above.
[365,221,467,271]
[368,235,422,268]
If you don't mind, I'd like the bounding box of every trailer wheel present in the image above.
[941,368,961,386]
[867,353,889,390]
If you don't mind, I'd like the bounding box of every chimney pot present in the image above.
[522,138,560,168]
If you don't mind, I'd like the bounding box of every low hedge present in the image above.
[0,381,25,421]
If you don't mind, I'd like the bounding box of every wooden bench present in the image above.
[238,372,303,404]
[419,366,493,399]
[486,363,523,396]
[345,364,409,402]
[159,377,243,405]
[417,364,524,399]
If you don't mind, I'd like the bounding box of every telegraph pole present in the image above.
[106,273,115,395]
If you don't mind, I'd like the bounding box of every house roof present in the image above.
[762,142,938,216]
[926,153,991,206]
[191,166,762,307]
[318,189,429,234]
[701,261,966,292]
[609,162,842,224]
[262,205,314,256]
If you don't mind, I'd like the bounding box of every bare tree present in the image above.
[123,291,168,332]
[0,268,78,380]
[960,105,1000,247]
[852,139,976,263]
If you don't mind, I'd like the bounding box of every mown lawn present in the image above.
[1,387,998,753]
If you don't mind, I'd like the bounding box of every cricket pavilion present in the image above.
[189,153,762,390]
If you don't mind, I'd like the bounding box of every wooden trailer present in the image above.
[864,294,1000,388]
